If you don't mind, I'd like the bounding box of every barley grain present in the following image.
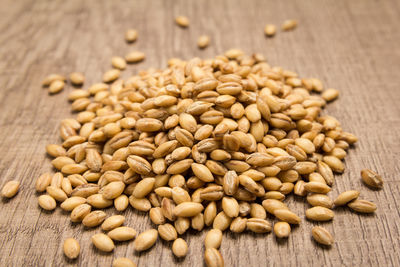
[175,16,189,27]
[312,226,334,246]
[101,215,125,231]
[82,210,107,227]
[71,204,91,222]
[125,29,138,43]
[63,238,80,259]
[38,195,57,210]
[334,190,360,206]
[60,196,86,211]
[305,206,334,221]
[92,233,114,252]
[125,51,145,63]
[198,35,210,49]
[274,209,301,224]
[49,80,65,94]
[361,169,383,189]
[158,223,178,241]
[348,199,377,213]
[69,72,85,86]
[264,24,276,37]
[273,221,291,238]
[172,238,188,258]
[134,229,158,251]
[108,226,137,241]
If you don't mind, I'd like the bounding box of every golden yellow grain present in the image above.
[63,238,80,259]
[198,35,210,49]
[1,180,20,198]
[125,29,138,43]
[264,24,276,37]
[312,226,334,246]
[49,80,65,94]
[172,238,188,258]
[91,233,114,252]
[125,51,145,63]
[134,229,158,251]
[69,72,85,86]
[175,16,189,27]
[361,169,383,189]
[282,19,298,31]
[38,195,57,210]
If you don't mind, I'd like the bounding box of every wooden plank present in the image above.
[0,0,399,266]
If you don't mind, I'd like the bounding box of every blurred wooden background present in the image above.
[0,0,399,266]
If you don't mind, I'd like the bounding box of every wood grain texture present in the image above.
[0,0,399,266]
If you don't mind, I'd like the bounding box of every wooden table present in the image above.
[0,0,399,266]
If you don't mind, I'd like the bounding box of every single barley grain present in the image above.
[46,186,68,202]
[112,57,127,70]
[213,211,232,231]
[108,226,137,241]
[198,35,210,49]
[304,182,331,194]
[307,194,333,208]
[114,194,129,211]
[91,233,114,252]
[250,203,267,219]
[103,69,120,83]
[158,223,178,241]
[221,197,239,218]
[205,229,223,249]
[334,190,360,206]
[230,217,247,233]
[173,202,204,217]
[264,24,276,37]
[63,238,80,259]
[102,181,125,199]
[348,199,377,213]
[172,238,188,258]
[305,206,334,221]
[125,29,138,43]
[60,196,86,211]
[273,221,291,238]
[361,169,383,189]
[70,203,91,222]
[262,199,288,214]
[322,89,339,102]
[1,181,20,198]
[175,16,189,27]
[101,215,125,231]
[134,229,158,251]
[38,194,57,210]
[46,144,66,157]
[82,210,107,227]
[282,19,297,31]
[49,80,65,94]
[274,209,301,224]
[69,72,85,86]
[125,51,145,63]
[246,218,272,233]
[312,226,334,246]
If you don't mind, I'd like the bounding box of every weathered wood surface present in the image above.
[0,0,399,266]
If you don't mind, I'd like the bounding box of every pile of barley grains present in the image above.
[32,49,383,266]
